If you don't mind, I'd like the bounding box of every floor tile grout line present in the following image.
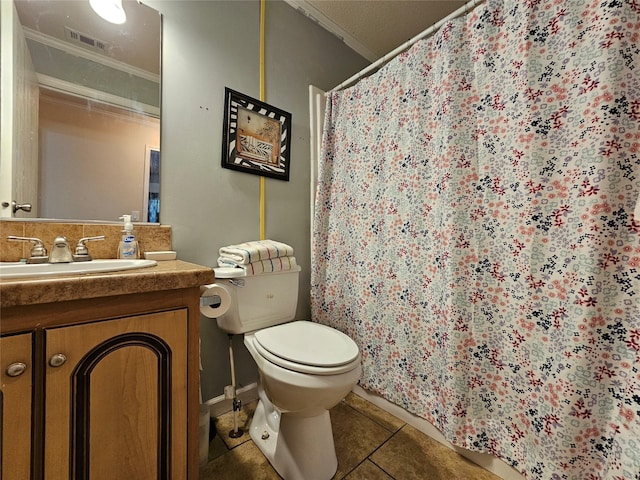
[362,427,406,479]
[329,425,403,480]
[340,399,407,435]
[330,401,401,478]
[340,454,397,480]
[220,432,251,451]
[338,456,367,479]
[368,456,398,480]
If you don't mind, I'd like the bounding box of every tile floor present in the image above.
[199,392,501,480]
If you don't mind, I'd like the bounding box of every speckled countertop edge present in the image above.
[0,260,215,308]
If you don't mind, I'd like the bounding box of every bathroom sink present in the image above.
[0,259,158,279]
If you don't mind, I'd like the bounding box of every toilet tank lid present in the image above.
[213,267,246,278]
[214,265,301,279]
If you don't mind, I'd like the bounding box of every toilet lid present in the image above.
[253,321,359,368]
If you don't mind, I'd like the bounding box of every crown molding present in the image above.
[283,0,377,62]
[23,26,159,83]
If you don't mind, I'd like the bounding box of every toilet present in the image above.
[213,265,361,480]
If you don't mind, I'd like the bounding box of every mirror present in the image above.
[5,0,161,222]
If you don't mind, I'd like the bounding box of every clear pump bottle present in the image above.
[117,215,139,259]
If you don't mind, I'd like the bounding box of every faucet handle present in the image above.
[73,235,105,261]
[7,236,48,263]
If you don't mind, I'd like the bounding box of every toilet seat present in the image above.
[252,321,360,375]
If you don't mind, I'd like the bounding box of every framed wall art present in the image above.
[221,87,292,181]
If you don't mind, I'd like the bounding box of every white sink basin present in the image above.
[0,259,158,279]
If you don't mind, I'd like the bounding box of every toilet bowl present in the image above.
[213,267,361,480]
[247,321,361,414]
[245,322,361,479]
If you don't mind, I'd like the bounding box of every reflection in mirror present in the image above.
[3,0,161,222]
[143,145,160,223]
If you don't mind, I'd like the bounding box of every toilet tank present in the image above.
[214,266,301,334]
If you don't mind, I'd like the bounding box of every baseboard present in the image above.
[204,382,259,418]
[352,385,525,480]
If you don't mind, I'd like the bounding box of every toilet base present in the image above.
[249,396,338,480]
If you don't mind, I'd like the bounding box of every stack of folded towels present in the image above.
[217,239,297,275]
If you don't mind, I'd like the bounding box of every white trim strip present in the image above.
[23,26,159,83]
[203,382,258,419]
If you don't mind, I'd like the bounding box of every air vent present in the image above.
[64,27,108,53]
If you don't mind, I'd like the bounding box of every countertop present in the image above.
[0,260,215,308]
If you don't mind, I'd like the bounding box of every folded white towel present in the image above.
[217,256,298,275]
[218,240,294,265]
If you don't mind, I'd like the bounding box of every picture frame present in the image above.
[221,87,292,181]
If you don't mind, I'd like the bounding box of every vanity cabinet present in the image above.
[0,260,214,480]
[1,332,33,480]
[43,309,188,480]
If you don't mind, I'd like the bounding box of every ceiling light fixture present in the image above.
[89,0,127,24]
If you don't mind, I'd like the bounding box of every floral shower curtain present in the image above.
[311,1,640,478]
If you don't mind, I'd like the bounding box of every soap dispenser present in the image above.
[117,215,139,259]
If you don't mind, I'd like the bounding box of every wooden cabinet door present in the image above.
[1,333,33,480]
[43,310,188,480]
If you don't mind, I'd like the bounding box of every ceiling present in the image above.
[288,0,468,61]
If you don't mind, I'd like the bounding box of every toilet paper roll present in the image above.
[199,283,231,318]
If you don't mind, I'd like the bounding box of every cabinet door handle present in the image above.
[49,354,67,367]
[6,362,27,377]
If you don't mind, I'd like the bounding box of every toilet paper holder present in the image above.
[199,283,232,318]
[200,295,222,307]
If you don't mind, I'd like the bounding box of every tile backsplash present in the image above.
[0,220,171,262]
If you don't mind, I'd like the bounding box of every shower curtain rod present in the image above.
[329,0,486,93]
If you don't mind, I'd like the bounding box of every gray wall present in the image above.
[145,0,368,400]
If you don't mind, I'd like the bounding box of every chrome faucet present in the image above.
[7,235,105,264]
[72,236,105,262]
[7,236,48,264]
[48,236,73,263]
